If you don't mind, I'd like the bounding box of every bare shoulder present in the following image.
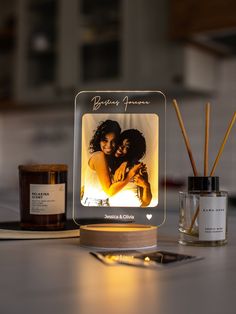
[91,151,106,160]
[89,151,106,168]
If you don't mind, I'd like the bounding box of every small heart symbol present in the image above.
[146,214,152,220]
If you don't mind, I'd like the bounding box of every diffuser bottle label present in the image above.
[199,196,226,241]
[30,184,65,215]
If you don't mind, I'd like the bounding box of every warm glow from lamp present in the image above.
[106,255,135,264]
[81,113,159,208]
[109,189,143,207]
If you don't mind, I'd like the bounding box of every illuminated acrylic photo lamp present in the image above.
[73,91,166,249]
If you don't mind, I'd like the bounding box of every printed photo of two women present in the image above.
[80,113,158,207]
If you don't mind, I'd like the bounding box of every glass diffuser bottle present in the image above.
[179,176,227,246]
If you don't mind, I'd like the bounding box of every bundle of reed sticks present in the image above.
[172,99,236,233]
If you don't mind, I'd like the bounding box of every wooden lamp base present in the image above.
[80,224,158,249]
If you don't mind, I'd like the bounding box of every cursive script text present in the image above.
[122,96,150,111]
[91,96,119,111]
[91,95,150,111]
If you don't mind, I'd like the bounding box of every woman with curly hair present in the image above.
[81,120,142,206]
[109,129,152,207]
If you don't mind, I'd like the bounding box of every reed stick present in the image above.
[172,99,198,176]
[189,111,236,234]
[188,103,210,234]
[204,103,210,176]
[210,112,236,176]
[188,205,200,235]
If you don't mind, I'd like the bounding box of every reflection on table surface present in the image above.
[0,210,236,314]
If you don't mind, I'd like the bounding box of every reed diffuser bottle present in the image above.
[179,176,227,246]
[172,99,235,247]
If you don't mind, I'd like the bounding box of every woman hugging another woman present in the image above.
[81,120,142,206]
[109,129,152,207]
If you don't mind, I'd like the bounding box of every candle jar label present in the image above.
[30,184,66,215]
[199,196,227,241]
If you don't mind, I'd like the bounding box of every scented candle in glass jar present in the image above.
[19,164,68,230]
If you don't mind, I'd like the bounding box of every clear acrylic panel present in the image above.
[73,91,166,226]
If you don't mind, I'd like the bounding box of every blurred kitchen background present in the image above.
[0,0,236,211]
